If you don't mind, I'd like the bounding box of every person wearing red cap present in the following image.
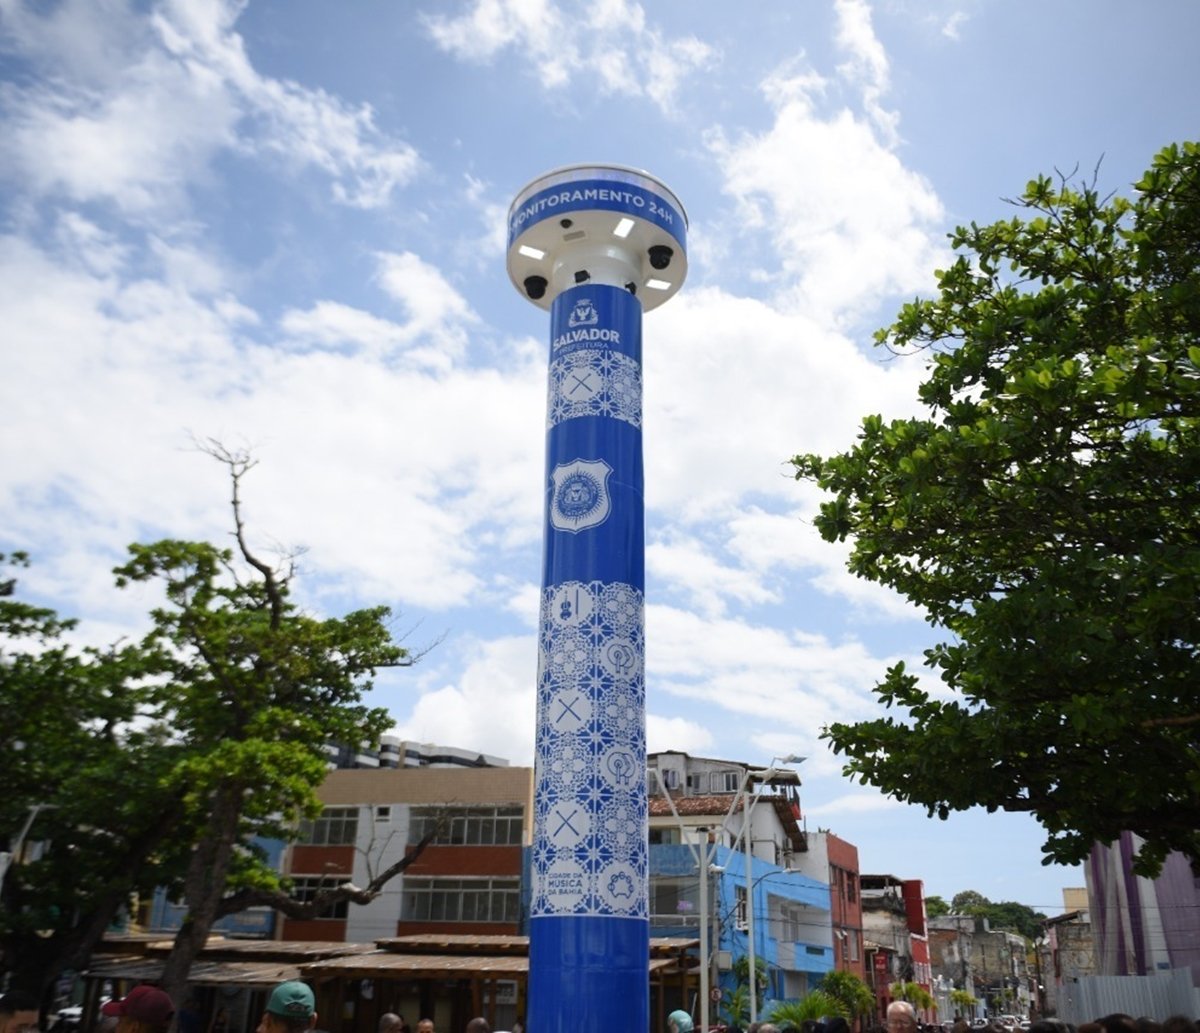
[102,986,176,1033]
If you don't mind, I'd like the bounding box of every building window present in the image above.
[735,885,748,931]
[850,931,860,961]
[297,806,358,846]
[401,877,520,923]
[649,827,682,845]
[711,771,740,793]
[650,877,700,923]
[847,874,857,902]
[288,876,349,919]
[686,773,704,793]
[374,806,391,822]
[660,769,680,791]
[408,805,524,846]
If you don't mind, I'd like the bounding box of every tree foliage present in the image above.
[925,894,950,919]
[0,553,190,999]
[946,891,1046,942]
[771,990,850,1029]
[1,447,422,1001]
[890,982,934,1011]
[818,969,876,1019]
[793,142,1200,876]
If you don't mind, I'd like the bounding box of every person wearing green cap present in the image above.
[668,1010,694,1033]
[257,981,317,1033]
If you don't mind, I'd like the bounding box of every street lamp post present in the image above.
[0,803,56,895]
[731,757,804,1024]
[655,771,721,1033]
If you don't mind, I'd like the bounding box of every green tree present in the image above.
[951,890,990,915]
[818,969,876,1021]
[925,895,950,919]
[0,553,188,1001]
[949,988,978,1015]
[890,982,934,1012]
[793,141,1200,876]
[771,990,850,1029]
[1,447,429,1003]
[729,954,769,1022]
[985,900,1047,942]
[112,445,413,1002]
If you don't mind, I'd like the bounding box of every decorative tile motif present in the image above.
[547,349,642,429]
[532,580,647,918]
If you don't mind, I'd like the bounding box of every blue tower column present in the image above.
[507,166,688,1033]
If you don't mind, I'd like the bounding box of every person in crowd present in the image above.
[416,1019,435,1033]
[668,1011,694,1033]
[0,992,39,1033]
[255,982,317,1033]
[887,1003,919,1033]
[379,1015,405,1033]
[1095,1016,1136,1033]
[102,987,175,1033]
[1029,1020,1074,1033]
[1161,1018,1197,1033]
[464,1020,489,1033]
[758,1024,780,1033]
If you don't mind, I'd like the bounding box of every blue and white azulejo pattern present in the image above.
[531,579,647,918]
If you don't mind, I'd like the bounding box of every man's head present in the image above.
[416,1020,434,1033]
[379,1015,404,1033]
[465,1019,490,1033]
[668,1011,694,1033]
[101,987,176,1033]
[0,992,38,1033]
[256,982,316,1033]
[887,1002,918,1033]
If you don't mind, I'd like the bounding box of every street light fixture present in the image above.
[733,757,805,1024]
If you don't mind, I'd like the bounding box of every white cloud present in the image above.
[643,287,927,521]
[0,0,420,214]
[388,634,538,763]
[422,0,716,115]
[647,530,779,619]
[725,503,923,620]
[805,788,907,817]
[833,0,896,143]
[942,11,968,40]
[646,714,713,756]
[704,54,946,324]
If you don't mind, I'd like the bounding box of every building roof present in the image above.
[649,794,807,853]
[85,933,701,988]
[649,794,745,817]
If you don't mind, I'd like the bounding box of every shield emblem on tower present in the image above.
[549,459,612,533]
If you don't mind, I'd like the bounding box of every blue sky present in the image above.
[2,0,1197,916]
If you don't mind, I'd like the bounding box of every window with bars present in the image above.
[407,805,525,846]
[297,806,359,845]
[401,877,521,923]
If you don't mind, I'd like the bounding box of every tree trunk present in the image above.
[158,785,242,1005]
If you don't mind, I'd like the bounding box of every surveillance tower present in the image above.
[507,165,687,1031]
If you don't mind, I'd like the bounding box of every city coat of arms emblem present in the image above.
[549,459,612,533]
